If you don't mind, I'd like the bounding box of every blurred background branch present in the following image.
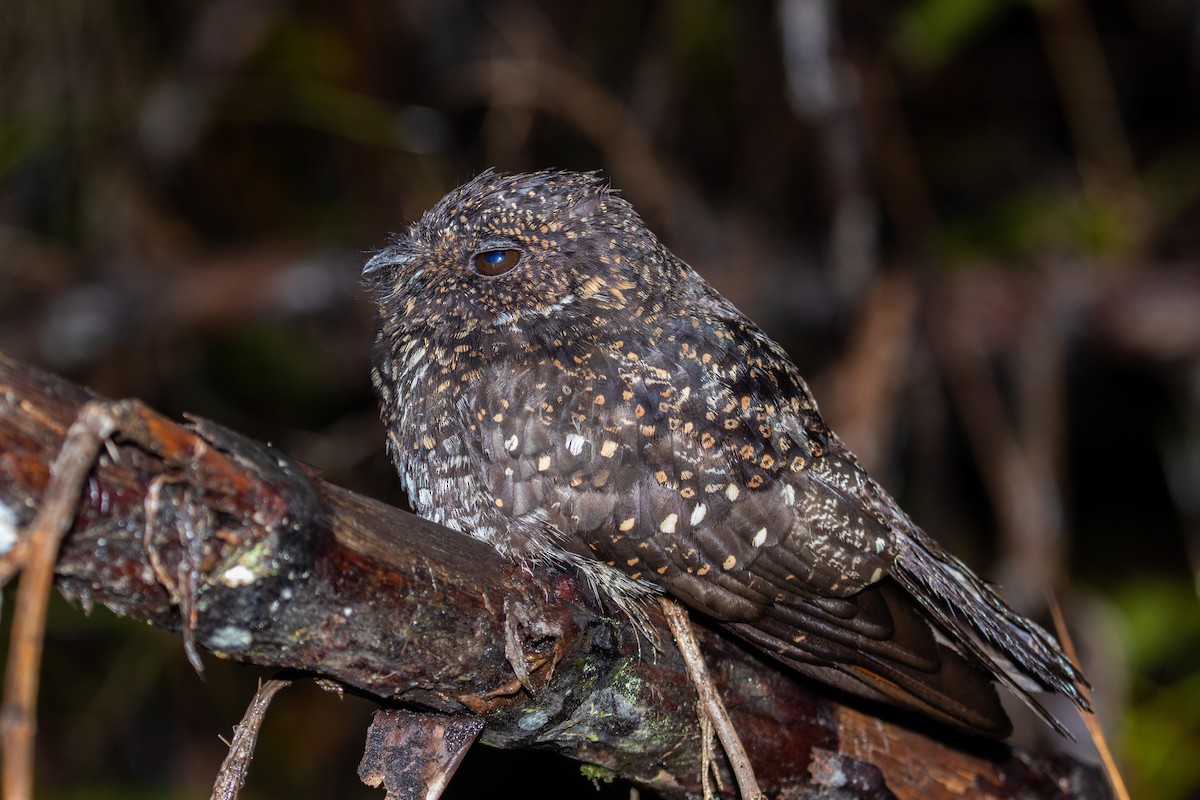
[1,1,1199,798]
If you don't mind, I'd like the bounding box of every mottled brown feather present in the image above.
[366,169,1089,738]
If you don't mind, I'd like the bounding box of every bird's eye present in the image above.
[473,249,521,276]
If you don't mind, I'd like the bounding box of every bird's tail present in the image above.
[891,531,1091,737]
[726,585,1017,738]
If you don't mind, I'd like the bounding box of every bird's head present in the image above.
[364,170,672,341]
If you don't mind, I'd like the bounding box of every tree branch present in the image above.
[0,351,1111,799]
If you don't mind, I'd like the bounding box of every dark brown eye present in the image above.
[473,248,521,276]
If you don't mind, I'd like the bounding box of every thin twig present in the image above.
[1048,597,1130,800]
[210,678,292,800]
[933,301,1064,610]
[699,711,717,800]
[1032,0,1143,222]
[443,57,697,241]
[660,598,763,800]
[1,401,121,800]
[822,271,918,473]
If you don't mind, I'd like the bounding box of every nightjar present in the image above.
[365,169,1089,738]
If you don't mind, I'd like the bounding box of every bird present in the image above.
[363,169,1089,739]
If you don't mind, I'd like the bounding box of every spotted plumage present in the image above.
[365,170,1089,738]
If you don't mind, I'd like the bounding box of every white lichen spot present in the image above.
[781,484,796,505]
[210,626,252,652]
[537,454,552,471]
[518,709,550,731]
[0,502,18,556]
[565,433,586,456]
[725,483,740,501]
[752,527,768,548]
[870,567,883,582]
[659,513,678,534]
[504,434,519,452]
[874,536,887,553]
[690,503,707,526]
[221,564,258,588]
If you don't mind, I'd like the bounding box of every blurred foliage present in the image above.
[1115,579,1200,799]
[937,186,1141,263]
[893,0,1010,71]
[1,0,1199,798]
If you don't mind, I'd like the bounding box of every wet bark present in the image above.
[0,351,1111,799]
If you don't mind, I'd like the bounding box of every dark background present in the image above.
[1,1,1198,798]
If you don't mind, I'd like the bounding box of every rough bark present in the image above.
[0,351,1111,800]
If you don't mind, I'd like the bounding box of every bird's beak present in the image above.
[362,248,415,276]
